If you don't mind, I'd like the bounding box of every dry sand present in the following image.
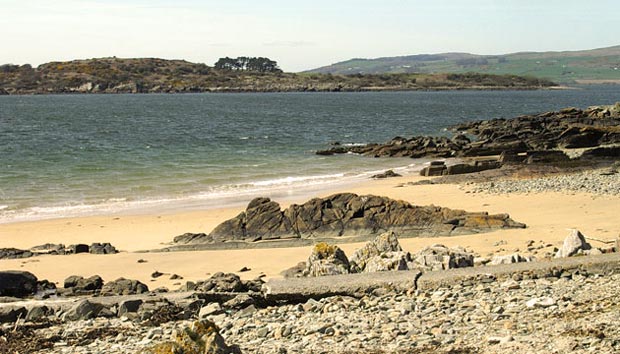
[1,174,619,290]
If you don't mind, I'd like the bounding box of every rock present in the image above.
[170,274,183,280]
[371,170,402,179]
[63,275,104,292]
[30,243,66,255]
[69,244,90,254]
[526,297,556,308]
[63,299,103,321]
[238,266,251,272]
[199,303,223,319]
[281,261,307,278]
[0,271,38,297]
[0,306,27,323]
[118,299,144,316]
[145,320,240,354]
[198,272,246,293]
[151,271,164,278]
[303,242,350,276]
[223,294,255,309]
[173,232,211,244]
[555,229,591,258]
[100,278,149,296]
[364,251,410,272]
[411,244,474,271]
[25,305,51,321]
[89,242,117,254]
[242,277,264,292]
[186,193,525,244]
[349,231,403,272]
[0,248,33,260]
[490,253,534,265]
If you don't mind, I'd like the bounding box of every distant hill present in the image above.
[0,57,555,95]
[304,46,620,84]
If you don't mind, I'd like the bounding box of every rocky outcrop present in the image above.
[0,271,38,298]
[303,243,350,277]
[317,104,620,163]
[349,231,403,272]
[0,242,118,260]
[174,193,525,245]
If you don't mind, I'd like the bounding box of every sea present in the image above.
[1,86,619,223]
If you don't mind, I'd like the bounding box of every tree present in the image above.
[214,56,282,73]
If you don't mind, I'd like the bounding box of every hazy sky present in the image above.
[2,0,618,72]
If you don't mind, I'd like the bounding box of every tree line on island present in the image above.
[0,56,555,95]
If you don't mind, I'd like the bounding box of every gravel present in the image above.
[467,168,620,195]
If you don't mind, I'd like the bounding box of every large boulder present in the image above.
[89,243,118,254]
[0,271,38,297]
[555,229,592,258]
[349,230,403,272]
[364,251,411,272]
[0,306,28,323]
[64,275,104,292]
[197,273,246,293]
[303,242,350,277]
[193,193,526,243]
[410,244,474,271]
[62,299,104,321]
[100,278,149,296]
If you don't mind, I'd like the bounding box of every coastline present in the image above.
[1,171,619,290]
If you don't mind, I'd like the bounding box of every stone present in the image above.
[25,305,51,321]
[223,294,255,309]
[371,170,402,179]
[526,297,556,308]
[555,229,591,258]
[349,230,403,272]
[69,244,90,254]
[118,299,143,316]
[364,251,410,272]
[198,272,246,292]
[145,320,240,354]
[100,278,149,296]
[63,275,104,292]
[490,253,534,265]
[303,242,350,276]
[89,242,117,254]
[0,306,27,323]
[411,244,474,271]
[199,303,223,319]
[0,271,38,297]
[63,299,103,321]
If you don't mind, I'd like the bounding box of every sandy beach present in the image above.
[1,173,619,290]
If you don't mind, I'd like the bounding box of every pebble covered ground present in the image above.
[20,271,620,354]
[467,167,620,195]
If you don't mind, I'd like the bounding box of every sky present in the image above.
[1,0,619,72]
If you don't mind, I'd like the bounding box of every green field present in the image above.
[305,46,620,83]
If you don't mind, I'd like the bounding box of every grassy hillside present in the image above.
[305,46,620,84]
[0,57,555,95]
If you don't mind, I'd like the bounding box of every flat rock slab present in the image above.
[266,253,620,300]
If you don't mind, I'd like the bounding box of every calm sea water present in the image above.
[1,86,619,222]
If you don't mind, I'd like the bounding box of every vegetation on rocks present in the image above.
[0,57,555,95]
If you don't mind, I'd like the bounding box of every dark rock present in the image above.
[63,300,103,321]
[193,193,525,244]
[580,146,620,159]
[118,299,143,316]
[371,169,402,179]
[0,271,38,297]
[30,243,66,255]
[151,271,164,278]
[173,232,211,244]
[89,242,117,254]
[69,244,89,254]
[444,160,501,175]
[238,266,251,272]
[525,150,570,164]
[197,272,246,293]
[63,275,103,292]
[100,278,149,296]
[25,305,51,321]
[243,277,265,292]
[0,248,33,260]
[281,262,307,278]
[303,242,350,276]
[170,274,183,280]
[0,306,27,323]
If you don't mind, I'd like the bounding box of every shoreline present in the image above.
[1,170,619,290]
